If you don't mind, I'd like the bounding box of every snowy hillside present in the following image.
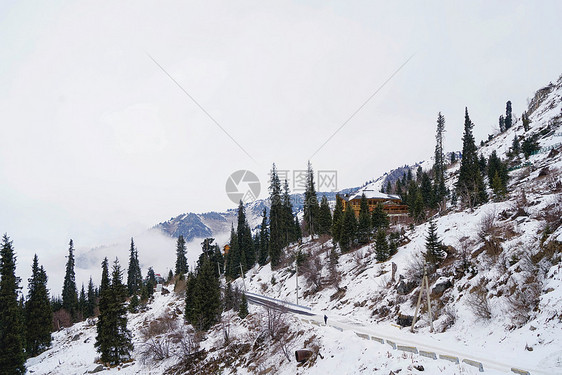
[26,75,562,375]
[236,74,562,374]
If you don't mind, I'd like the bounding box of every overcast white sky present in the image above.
[1,0,561,293]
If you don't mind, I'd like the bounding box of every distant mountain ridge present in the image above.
[154,164,448,242]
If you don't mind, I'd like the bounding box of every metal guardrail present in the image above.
[508,161,532,172]
[530,142,562,156]
[298,317,532,374]
[245,291,312,311]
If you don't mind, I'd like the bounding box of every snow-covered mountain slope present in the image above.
[28,289,503,375]
[235,74,562,374]
[28,75,562,375]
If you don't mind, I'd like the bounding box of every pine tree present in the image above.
[499,115,505,132]
[456,107,488,207]
[282,180,297,245]
[258,209,269,266]
[86,277,96,318]
[17,296,25,357]
[491,171,506,200]
[25,254,53,357]
[127,238,142,296]
[522,136,540,159]
[238,293,249,319]
[433,112,447,204]
[95,258,110,360]
[371,203,389,231]
[412,190,425,223]
[237,201,254,270]
[416,165,423,182]
[420,172,434,208]
[175,235,188,277]
[294,216,302,241]
[147,267,156,286]
[375,229,389,262]
[95,258,133,365]
[303,161,320,238]
[188,255,221,331]
[200,238,223,278]
[424,219,443,267]
[78,284,87,320]
[487,151,509,200]
[357,194,371,245]
[511,135,520,156]
[331,194,344,243]
[386,181,392,194]
[0,235,26,374]
[268,164,283,267]
[62,239,78,321]
[225,225,241,279]
[478,154,487,175]
[522,111,531,132]
[505,101,513,130]
[339,203,357,252]
[317,195,332,236]
[223,282,234,311]
[184,272,198,323]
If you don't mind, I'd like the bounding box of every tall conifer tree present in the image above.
[375,229,389,262]
[317,195,332,236]
[237,201,254,270]
[357,194,372,245]
[433,112,447,203]
[225,225,241,279]
[456,108,488,207]
[505,101,513,130]
[86,277,96,318]
[175,235,188,276]
[127,238,142,296]
[62,239,78,320]
[331,194,344,243]
[339,203,357,252]
[95,258,132,365]
[424,219,443,267]
[268,164,283,267]
[294,216,302,241]
[371,203,389,231]
[420,172,434,208]
[258,209,269,266]
[499,115,505,132]
[25,254,53,357]
[303,161,319,237]
[282,180,297,245]
[186,254,221,331]
[0,235,26,374]
[79,284,87,319]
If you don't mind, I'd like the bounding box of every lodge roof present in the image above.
[346,189,401,202]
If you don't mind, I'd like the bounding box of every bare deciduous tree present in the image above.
[301,255,323,292]
[467,278,491,320]
[263,305,289,341]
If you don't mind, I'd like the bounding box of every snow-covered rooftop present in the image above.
[347,189,401,201]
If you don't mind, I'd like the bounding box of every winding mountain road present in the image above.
[246,291,547,375]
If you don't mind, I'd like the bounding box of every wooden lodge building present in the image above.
[342,190,409,218]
